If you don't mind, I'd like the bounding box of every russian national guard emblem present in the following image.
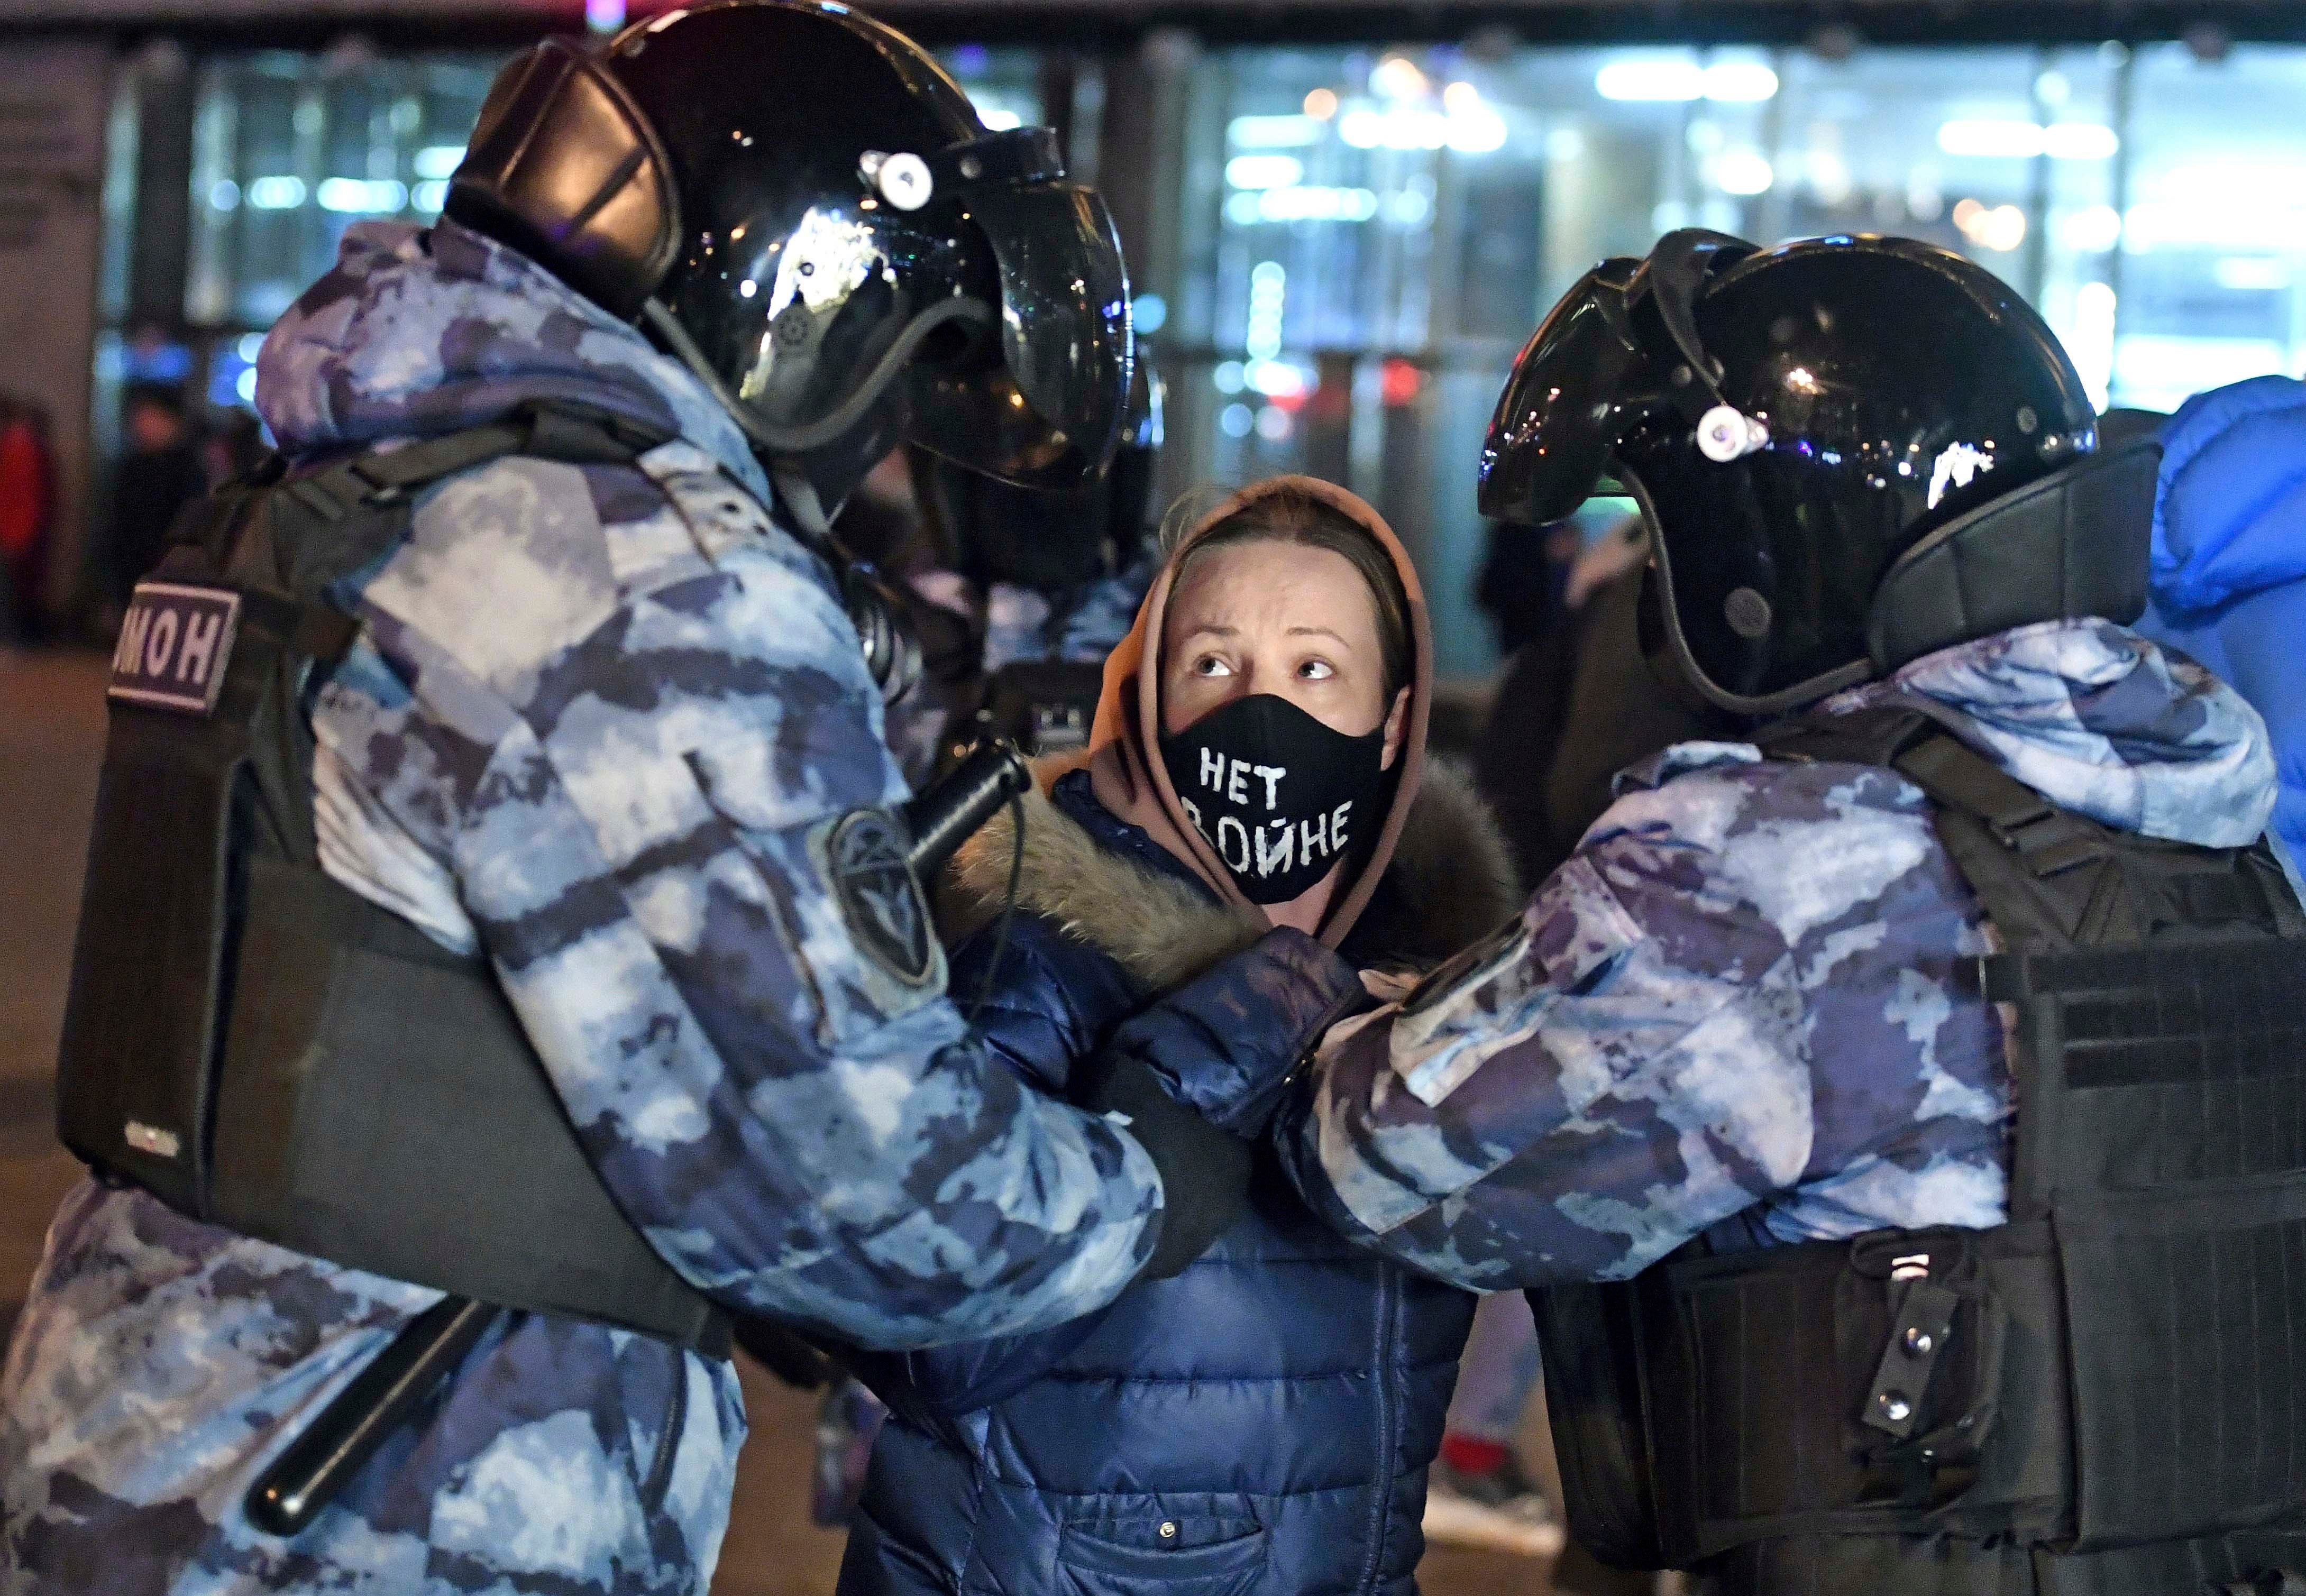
[827,809,934,986]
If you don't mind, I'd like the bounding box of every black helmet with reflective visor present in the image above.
[1480,231,2153,715]
[446,0,1135,705]
[449,0,1132,516]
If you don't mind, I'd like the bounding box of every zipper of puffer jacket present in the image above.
[1355,1260,1402,1593]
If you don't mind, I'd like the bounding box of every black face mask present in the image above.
[1159,692,1392,905]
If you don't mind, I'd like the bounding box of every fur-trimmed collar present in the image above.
[942,759,1522,997]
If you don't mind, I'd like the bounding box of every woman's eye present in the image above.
[1297,659,1335,681]
[1193,656,1233,678]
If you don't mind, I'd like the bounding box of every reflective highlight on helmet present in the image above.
[1477,256,1644,526]
[1484,230,2100,714]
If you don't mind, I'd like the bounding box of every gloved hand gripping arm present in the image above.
[1081,925,1368,1279]
[845,918,1363,1424]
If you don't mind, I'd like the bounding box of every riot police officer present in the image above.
[892,366,1164,779]
[0,6,1352,1591]
[1267,232,2306,1592]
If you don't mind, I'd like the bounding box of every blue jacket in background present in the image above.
[837,765,1521,1596]
[2139,375,2306,866]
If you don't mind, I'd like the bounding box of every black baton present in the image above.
[901,737,1032,877]
[246,1294,498,1537]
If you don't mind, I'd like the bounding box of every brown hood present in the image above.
[1073,475,1435,951]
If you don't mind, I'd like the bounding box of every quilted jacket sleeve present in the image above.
[850,911,1142,1419]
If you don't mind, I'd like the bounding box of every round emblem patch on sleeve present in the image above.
[827,808,936,987]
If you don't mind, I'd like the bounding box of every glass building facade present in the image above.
[1139,38,2306,674]
[100,44,1040,423]
[99,27,2306,676]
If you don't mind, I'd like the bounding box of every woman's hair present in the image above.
[1170,484,1414,702]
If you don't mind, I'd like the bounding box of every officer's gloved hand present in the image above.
[1077,927,1366,1280]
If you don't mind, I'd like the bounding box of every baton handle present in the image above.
[901,738,1032,879]
[246,1295,499,1537]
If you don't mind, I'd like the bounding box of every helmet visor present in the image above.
[910,129,1132,489]
[1478,256,1645,526]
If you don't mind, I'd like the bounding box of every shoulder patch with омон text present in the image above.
[109,582,241,716]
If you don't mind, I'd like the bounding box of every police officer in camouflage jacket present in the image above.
[0,8,1356,1593]
[1269,233,2306,1592]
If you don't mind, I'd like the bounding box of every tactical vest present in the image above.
[57,403,729,1355]
[1533,707,2306,1596]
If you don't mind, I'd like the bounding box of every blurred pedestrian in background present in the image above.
[1473,512,1730,893]
[200,408,268,492]
[1475,516,1577,661]
[103,382,206,620]
[0,395,53,645]
[1424,1293,1563,1559]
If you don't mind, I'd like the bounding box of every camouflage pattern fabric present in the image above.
[983,565,1151,673]
[2,219,1167,1593]
[1273,617,2280,1290]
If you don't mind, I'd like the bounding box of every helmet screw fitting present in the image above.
[872,151,933,210]
[1724,586,1772,639]
[1697,404,1769,463]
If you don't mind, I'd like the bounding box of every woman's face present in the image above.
[1160,537,1408,769]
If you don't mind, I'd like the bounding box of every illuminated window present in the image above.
[1152,38,2306,678]
[186,52,497,332]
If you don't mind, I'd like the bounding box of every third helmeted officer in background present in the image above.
[0,6,1354,1592]
[1268,231,2306,1593]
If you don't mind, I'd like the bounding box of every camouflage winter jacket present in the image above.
[0,220,1305,1595]
[1273,618,2282,1288]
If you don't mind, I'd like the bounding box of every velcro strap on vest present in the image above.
[283,403,674,520]
[1581,1222,2069,1566]
[1760,710,2109,879]
[1893,735,2106,877]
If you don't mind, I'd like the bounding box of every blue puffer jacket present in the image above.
[2139,375,2306,866]
[837,765,1517,1596]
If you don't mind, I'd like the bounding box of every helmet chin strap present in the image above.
[640,294,994,458]
[769,458,923,707]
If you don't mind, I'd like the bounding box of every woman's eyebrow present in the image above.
[1287,625,1352,646]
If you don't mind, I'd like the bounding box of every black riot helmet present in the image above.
[1481,231,2158,714]
[446,0,1133,530]
[912,364,1163,591]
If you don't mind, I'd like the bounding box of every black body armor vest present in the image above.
[1533,707,2306,1596]
[56,404,730,1355]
